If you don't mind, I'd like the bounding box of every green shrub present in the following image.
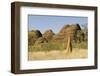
[28,41,65,52]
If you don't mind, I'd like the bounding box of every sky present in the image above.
[28,15,88,33]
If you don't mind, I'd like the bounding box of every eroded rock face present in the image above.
[28,30,42,45]
[59,24,81,37]
[52,24,81,42]
[43,29,55,40]
[28,24,81,46]
[52,25,69,42]
[35,30,42,38]
[59,24,70,36]
[35,37,48,44]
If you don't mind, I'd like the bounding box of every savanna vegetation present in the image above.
[28,24,88,52]
[28,24,88,60]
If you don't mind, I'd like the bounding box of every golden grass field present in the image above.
[28,48,88,60]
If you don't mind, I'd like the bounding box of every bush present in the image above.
[72,41,88,49]
[28,41,65,52]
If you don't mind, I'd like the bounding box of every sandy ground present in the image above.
[28,48,88,61]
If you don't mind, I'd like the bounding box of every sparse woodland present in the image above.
[28,24,87,52]
[28,24,88,60]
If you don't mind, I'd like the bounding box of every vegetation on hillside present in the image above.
[28,24,88,52]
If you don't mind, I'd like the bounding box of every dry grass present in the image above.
[28,48,88,60]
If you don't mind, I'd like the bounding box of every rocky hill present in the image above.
[43,29,55,40]
[28,24,83,46]
[52,24,81,42]
[28,30,42,45]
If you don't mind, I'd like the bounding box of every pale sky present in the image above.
[28,15,88,33]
